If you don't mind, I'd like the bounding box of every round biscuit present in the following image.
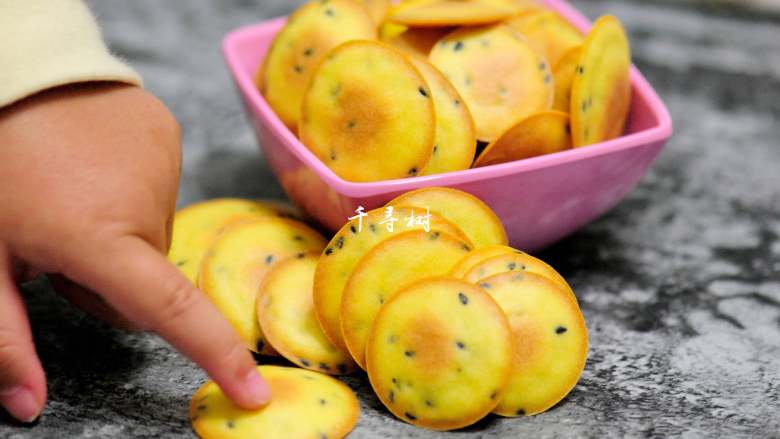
[388,187,507,248]
[570,15,631,147]
[366,277,512,430]
[259,0,377,129]
[190,365,359,439]
[258,253,358,375]
[473,111,571,167]
[430,25,553,142]
[314,206,471,355]
[299,40,436,182]
[199,218,327,354]
[341,230,472,368]
[477,272,588,416]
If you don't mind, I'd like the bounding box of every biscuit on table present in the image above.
[477,272,588,416]
[199,218,326,354]
[388,186,507,248]
[258,252,358,375]
[190,365,359,439]
[366,277,512,430]
[340,230,472,368]
[314,206,470,355]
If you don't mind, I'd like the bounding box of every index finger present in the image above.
[65,235,271,409]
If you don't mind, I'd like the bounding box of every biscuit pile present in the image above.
[257,0,632,181]
[171,188,588,436]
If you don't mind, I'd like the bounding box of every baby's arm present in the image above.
[0,1,269,423]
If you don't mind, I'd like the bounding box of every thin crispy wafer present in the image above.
[570,15,631,147]
[462,251,577,302]
[450,244,518,278]
[552,45,582,112]
[505,10,583,66]
[199,218,327,354]
[299,40,435,182]
[477,272,588,416]
[168,199,301,284]
[381,26,451,60]
[314,206,470,355]
[258,253,358,375]
[190,366,359,439]
[473,111,572,167]
[341,230,471,368]
[366,277,512,430]
[259,0,377,129]
[388,0,516,27]
[430,25,553,141]
[409,58,476,175]
[388,187,507,248]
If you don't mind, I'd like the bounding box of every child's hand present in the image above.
[0,83,270,422]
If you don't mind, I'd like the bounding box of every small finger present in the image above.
[0,247,46,423]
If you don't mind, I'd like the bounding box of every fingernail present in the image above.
[243,370,272,406]
[0,386,41,423]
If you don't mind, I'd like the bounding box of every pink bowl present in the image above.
[222,0,672,251]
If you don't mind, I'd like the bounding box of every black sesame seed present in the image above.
[319,398,327,405]
[404,350,415,358]
[430,231,440,240]
[294,64,303,73]
[337,363,348,374]
[490,391,498,400]
[319,363,331,371]
[581,100,588,112]
[419,86,429,98]
[425,399,434,407]
[301,358,311,367]
[408,167,418,176]
[335,236,345,249]
[507,262,517,270]
[556,326,568,334]
[303,47,314,57]
[479,282,491,289]
[456,341,466,349]
[347,119,356,129]
[176,260,187,267]
[516,408,526,416]
[265,255,275,265]
[330,150,337,161]
[293,234,303,241]
[433,144,438,154]
[544,73,552,84]
[388,335,398,344]
[577,65,584,75]
[379,295,385,304]
[227,420,236,429]
[197,404,207,411]
[454,99,460,106]
[405,412,417,421]
[325,247,335,255]
[296,252,305,259]
[454,41,464,51]
[388,391,395,403]
[462,244,471,251]
[539,61,547,70]
[458,292,469,305]
[324,8,335,16]
[350,225,358,234]
[369,224,377,233]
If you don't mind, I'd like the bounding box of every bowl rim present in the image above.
[222,0,673,198]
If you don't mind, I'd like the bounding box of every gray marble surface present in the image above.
[3,0,780,437]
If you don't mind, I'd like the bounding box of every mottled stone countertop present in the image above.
[3,0,779,437]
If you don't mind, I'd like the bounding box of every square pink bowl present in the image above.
[222,0,672,252]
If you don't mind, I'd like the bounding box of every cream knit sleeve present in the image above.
[0,0,142,108]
